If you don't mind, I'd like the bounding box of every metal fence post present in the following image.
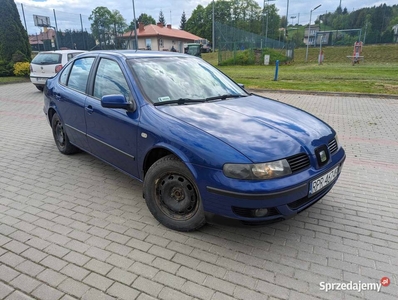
[274,60,279,81]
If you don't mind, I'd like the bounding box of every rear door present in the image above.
[53,56,96,151]
[85,56,140,178]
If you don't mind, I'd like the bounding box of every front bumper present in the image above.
[200,152,346,225]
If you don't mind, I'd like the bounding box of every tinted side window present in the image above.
[67,57,95,93]
[93,58,131,100]
[59,63,72,86]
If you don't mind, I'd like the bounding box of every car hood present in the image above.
[157,95,334,163]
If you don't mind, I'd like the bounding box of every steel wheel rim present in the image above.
[155,172,199,221]
[55,121,65,147]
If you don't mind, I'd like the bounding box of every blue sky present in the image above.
[17,0,395,34]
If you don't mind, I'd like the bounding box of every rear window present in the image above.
[31,53,62,65]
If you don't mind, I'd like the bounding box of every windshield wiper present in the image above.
[154,98,206,106]
[154,94,248,106]
[205,94,247,101]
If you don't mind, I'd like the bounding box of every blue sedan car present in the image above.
[43,50,345,231]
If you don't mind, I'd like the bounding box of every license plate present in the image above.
[36,78,46,82]
[309,166,340,195]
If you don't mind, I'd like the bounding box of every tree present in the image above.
[158,10,166,25]
[89,7,127,49]
[263,4,280,39]
[110,10,127,48]
[185,5,207,38]
[138,13,156,26]
[185,0,271,40]
[89,7,113,48]
[180,11,187,30]
[0,0,31,76]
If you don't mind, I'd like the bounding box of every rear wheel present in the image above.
[35,85,44,91]
[51,113,79,154]
[143,155,206,231]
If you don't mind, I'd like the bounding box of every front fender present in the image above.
[140,143,198,181]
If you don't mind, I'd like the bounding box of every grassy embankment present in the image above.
[203,44,398,95]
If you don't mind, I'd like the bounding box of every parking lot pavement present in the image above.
[0,82,397,300]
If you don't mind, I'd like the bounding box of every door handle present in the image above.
[86,105,94,114]
[55,93,61,101]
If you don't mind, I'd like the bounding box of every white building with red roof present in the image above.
[122,22,203,53]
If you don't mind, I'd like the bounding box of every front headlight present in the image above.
[223,159,292,180]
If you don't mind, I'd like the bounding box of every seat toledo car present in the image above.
[43,50,345,231]
[30,50,86,91]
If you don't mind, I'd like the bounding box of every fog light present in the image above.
[253,208,269,217]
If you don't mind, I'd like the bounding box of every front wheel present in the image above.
[143,155,206,231]
[51,113,79,155]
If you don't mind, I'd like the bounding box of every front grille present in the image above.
[328,138,338,154]
[232,206,279,218]
[287,196,312,210]
[286,153,310,173]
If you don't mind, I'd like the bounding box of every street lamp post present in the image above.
[305,4,321,62]
[131,0,138,50]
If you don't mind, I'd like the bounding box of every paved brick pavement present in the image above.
[0,82,397,300]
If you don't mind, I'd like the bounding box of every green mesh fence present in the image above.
[215,21,286,65]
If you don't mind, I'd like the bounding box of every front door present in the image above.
[85,57,140,178]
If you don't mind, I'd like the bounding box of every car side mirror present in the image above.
[101,94,136,112]
[238,83,245,89]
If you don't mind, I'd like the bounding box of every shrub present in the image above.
[219,49,256,66]
[219,48,288,66]
[13,62,30,77]
[0,60,12,76]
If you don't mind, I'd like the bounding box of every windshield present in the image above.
[128,56,247,105]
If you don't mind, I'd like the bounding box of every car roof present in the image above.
[84,50,187,59]
[37,50,87,54]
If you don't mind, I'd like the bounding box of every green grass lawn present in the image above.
[216,63,398,94]
[0,76,30,85]
[203,44,398,95]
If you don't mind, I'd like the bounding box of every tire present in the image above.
[143,155,206,231]
[35,85,44,91]
[51,113,79,155]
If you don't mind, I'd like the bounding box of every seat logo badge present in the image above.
[320,150,327,162]
[141,133,147,138]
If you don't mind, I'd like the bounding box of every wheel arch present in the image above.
[48,107,57,124]
[142,144,197,180]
